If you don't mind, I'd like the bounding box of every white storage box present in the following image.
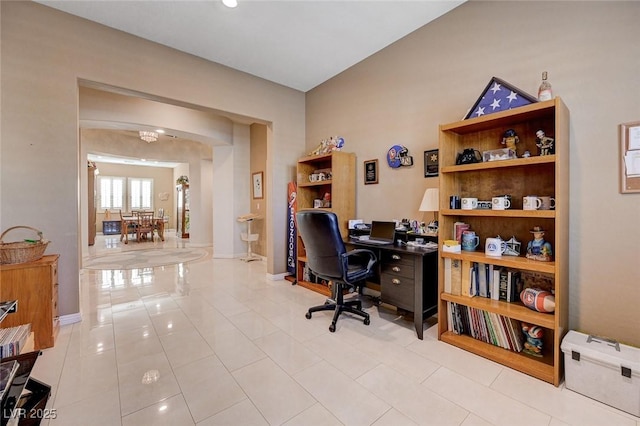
[561,330,640,416]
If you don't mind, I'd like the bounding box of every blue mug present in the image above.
[461,231,479,251]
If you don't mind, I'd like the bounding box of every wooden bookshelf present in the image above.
[437,98,569,386]
[295,152,356,295]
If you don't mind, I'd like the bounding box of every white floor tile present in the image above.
[358,364,468,425]
[37,235,636,426]
[122,393,195,426]
[233,357,317,425]
[197,399,268,426]
[491,368,638,426]
[253,330,323,375]
[424,367,551,426]
[174,355,248,422]
[282,402,344,426]
[294,361,390,426]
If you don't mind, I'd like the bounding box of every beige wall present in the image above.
[250,124,268,257]
[1,2,305,319]
[306,1,640,346]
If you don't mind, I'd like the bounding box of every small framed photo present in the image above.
[424,149,439,177]
[252,171,264,199]
[364,159,378,185]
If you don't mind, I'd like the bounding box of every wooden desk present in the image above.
[120,217,165,244]
[349,241,438,340]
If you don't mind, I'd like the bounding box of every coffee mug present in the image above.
[450,195,461,209]
[539,196,556,210]
[309,173,318,182]
[492,196,511,210]
[461,231,479,251]
[485,237,507,257]
[461,197,478,210]
[523,196,542,210]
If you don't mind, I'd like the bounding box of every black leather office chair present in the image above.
[296,210,377,332]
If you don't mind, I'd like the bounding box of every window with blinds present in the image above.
[98,176,125,210]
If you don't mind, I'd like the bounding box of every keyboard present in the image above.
[359,239,393,245]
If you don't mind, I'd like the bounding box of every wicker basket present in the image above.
[0,226,50,264]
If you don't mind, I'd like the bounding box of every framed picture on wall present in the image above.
[424,149,439,177]
[364,159,378,184]
[252,171,264,199]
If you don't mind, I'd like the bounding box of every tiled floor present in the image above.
[32,232,638,425]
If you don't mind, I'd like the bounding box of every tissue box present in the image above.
[483,148,516,162]
[561,330,640,416]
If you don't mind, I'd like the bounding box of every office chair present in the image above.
[296,210,377,332]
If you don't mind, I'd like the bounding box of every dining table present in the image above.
[120,216,165,244]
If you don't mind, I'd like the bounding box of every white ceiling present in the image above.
[37,0,465,92]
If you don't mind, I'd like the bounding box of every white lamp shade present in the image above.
[419,188,439,212]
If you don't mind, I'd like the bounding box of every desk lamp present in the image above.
[419,188,439,233]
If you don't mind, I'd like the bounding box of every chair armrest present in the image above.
[342,248,377,272]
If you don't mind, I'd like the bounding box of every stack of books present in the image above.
[447,302,524,352]
[0,324,32,358]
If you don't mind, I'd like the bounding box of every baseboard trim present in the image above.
[268,272,292,281]
[59,312,82,326]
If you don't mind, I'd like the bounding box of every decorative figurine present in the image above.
[535,129,555,156]
[501,129,520,155]
[526,226,552,261]
[321,192,331,208]
[522,150,531,158]
[503,235,522,256]
[522,323,543,357]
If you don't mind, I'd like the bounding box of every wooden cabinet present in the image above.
[0,255,59,350]
[437,98,569,386]
[295,151,356,295]
[176,183,190,238]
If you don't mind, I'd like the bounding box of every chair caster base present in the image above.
[364,318,370,326]
[329,323,336,333]
[305,312,312,319]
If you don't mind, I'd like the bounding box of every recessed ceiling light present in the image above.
[222,0,238,8]
[156,129,165,134]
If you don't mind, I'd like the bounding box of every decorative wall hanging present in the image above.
[620,120,640,193]
[252,171,264,199]
[364,159,378,184]
[465,77,537,120]
[424,149,439,177]
[386,145,413,168]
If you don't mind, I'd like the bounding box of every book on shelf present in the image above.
[454,222,469,243]
[0,324,31,358]
[444,258,452,294]
[491,267,501,300]
[461,262,473,297]
[447,302,524,353]
[450,259,462,296]
[520,270,555,293]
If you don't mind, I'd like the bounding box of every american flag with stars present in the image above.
[465,77,537,120]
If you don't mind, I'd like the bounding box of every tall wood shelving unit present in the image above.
[176,183,190,238]
[295,151,356,296]
[437,98,569,386]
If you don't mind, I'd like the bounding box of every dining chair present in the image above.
[119,209,137,244]
[135,211,155,242]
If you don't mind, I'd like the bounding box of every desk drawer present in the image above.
[381,251,414,267]
[380,274,415,311]
[381,262,414,279]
